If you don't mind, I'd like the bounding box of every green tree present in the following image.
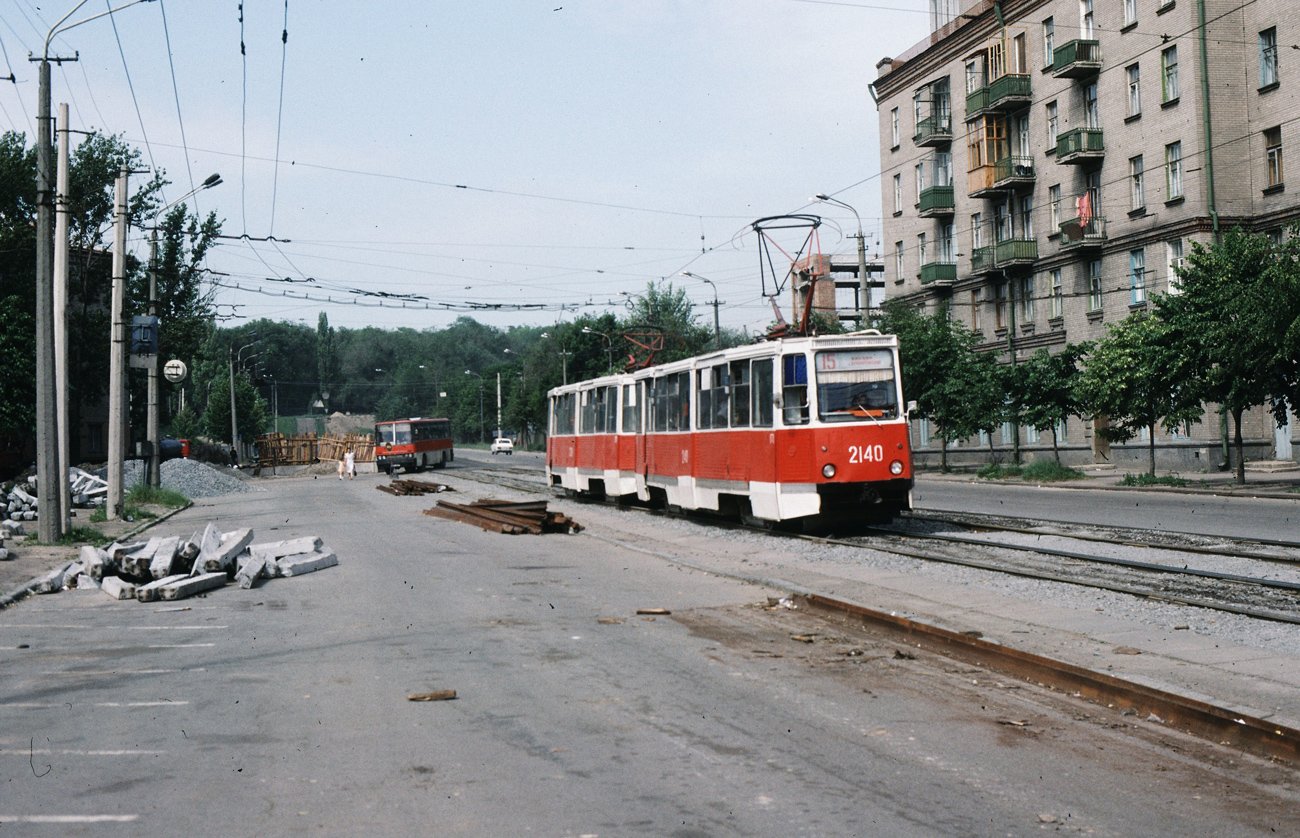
[316,312,340,411]
[1012,344,1090,464]
[1156,228,1300,483]
[1077,314,1202,476]
[618,280,711,366]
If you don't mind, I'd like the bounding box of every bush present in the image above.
[125,484,189,508]
[1120,472,1188,487]
[977,463,1021,480]
[1020,461,1085,482]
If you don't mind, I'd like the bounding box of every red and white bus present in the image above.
[374,417,454,474]
[546,332,913,526]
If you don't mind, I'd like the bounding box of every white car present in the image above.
[490,437,514,455]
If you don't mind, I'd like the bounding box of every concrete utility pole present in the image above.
[681,272,723,350]
[147,231,160,486]
[496,372,503,439]
[33,55,60,541]
[53,102,72,535]
[106,166,128,520]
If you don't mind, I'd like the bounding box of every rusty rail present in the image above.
[799,593,1298,764]
[424,499,582,535]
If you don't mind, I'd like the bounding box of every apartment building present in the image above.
[873,0,1299,469]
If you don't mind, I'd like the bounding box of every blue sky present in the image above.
[1,1,929,335]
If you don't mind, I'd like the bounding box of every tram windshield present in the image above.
[814,349,899,422]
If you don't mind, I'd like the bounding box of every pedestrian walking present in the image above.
[337,456,345,480]
[344,448,356,479]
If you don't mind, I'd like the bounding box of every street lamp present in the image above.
[582,326,614,372]
[147,173,222,487]
[681,272,722,350]
[813,193,869,326]
[464,370,485,443]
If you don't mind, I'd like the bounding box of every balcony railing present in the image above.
[1051,40,1102,78]
[964,86,989,120]
[1055,127,1105,164]
[970,245,995,274]
[992,155,1035,188]
[920,260,958,285]
[994,237,1039,265]
[1058,215,1107,249]
[913,114,953,147]
[966,73,1031,119]
[919,185,955,216]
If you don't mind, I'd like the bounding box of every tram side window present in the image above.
[696,367,714,430]
[621,383,640,432]
[781,354,809,425]
[752,358,774,427]
[651,372,690,431]
[552,393,576,436]
[729,360,751,427]
[710,363,729,429]
[604,385,618,433]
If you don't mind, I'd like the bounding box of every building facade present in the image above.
[873,0,1299,470]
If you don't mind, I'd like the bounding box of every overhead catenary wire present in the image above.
[268,0,289,235]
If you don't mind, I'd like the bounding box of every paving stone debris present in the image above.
[22,523,337,604]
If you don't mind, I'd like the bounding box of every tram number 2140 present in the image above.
[847,444,885,464]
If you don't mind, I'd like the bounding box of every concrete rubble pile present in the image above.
[5,468,110,523]
[29,523,338,603]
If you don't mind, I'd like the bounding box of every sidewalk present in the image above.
[916,461,1300,500]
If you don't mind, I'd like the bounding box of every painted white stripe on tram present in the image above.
[0,814,140,823]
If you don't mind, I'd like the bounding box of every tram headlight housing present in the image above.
[822,463,837,479]
[889,459,904,475]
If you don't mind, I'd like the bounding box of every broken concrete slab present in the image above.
[136,573,189,603]
[33,562,75,594]
[148,536,181,580]
[195,527,253,575]
[234,554,268,589]
[100,576,137,600]
[248,536,322,562]
[159,571,226,601]
[277,551,338,577]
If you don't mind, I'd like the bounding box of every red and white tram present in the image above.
[546,331,913,525]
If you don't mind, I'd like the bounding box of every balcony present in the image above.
[1051,40,1102,78]
[1058,215,1107,250]
[1055,127,1105,164]
[918,185,955,217]
[966,74,1031,118]
[970,245,995,274]
[920,260,958,286]
[968,157,1034,198]
[913,114,953,147]
[994,237,1039,266]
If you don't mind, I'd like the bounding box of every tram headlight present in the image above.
[889,459,904,475]
[822,463,837,479]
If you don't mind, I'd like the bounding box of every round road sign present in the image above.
[163,359,188,384]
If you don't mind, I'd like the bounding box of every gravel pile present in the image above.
[120,459,256,499]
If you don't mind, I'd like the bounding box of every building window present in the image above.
[1020,275,1035,321]
[1166,141,1183,199]
[918,232,927,267]
[994,281,1008,329]
[1123,0,1137,27]
[1087,259,1103,311]
[890,107,900,148]
[913,92,923,133]
[995,201,1012,241]
[1161,46,1179,102]
[1129,248,1147,304]
[918,417,930,447]
[1079,0,1094,39]
[1260,27,1278,87]
[1127,64,1142,117]
[1049,184,1061,229]
[1046,101,1058,147]
[1130,155,1145,210]
[939,222,954,261]
[965,57,985,95]
[971,212,983,250]
[1266,126,1284,188]
[1084,82,1099,128]
[971,289,982,331]
[915,163,925,204]
[1000,420,1014,445]
[1166,238,1185,293]
[895,241,905,281]
[1043,17,1055,66]
[1050,268,1063,317]
[893,173,902,214]
[1026,424,1040,444]
[1019,194,1034,238]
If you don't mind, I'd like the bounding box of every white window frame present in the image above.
[1162,46,1180,102]
[1130,155,1145,210]
[1046,101,1059,147]
[1166,239,1185,294]
[1087,259,1103,311]
[1079,0,1094,39]
[1019,194,1034,239]
[1050,268,1063,318]
[1260,27,1279,87]
[895,241,905,281]
[1266,126,1284,188]
[1084,82,1099,129]
[1127,64,1142,117]
[1042,17,1055,67]
[971,212,983,250]
[1129,248,1147,305]
[1020,275,1035,321]
[893,173,902,214]
[1048,184,1061,230]
[1166,141,1183,199]
[1123,0,1137,28]
[890,107,900,148]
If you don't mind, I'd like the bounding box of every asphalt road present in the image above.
[1,465,1292,835]
[911,476,1300,540]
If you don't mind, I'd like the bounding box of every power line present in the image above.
[269,0,289,235]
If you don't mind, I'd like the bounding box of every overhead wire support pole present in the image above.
[107,166,128,521]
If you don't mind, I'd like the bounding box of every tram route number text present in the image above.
[848,444,885,464]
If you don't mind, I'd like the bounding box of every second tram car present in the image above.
[546,332,912,525]
[374,417,454,473]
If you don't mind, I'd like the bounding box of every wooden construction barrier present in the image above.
[256,432,374,467]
